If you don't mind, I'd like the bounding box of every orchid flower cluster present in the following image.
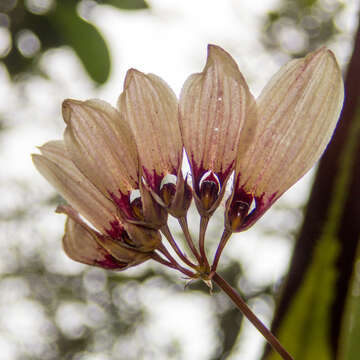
[33,45,344,285]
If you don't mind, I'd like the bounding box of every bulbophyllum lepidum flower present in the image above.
[179,45,256,219]
[32,44,343,284]
[225,47,344,233]
[210,46,344,272]
[32,140,161,270]
[61,98,166,229]
[178,45,257,272]
[32,44,344,360]
[118,69,192,219]
[32,98,170,272]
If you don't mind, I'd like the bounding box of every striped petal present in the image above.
[63,217,127,270]
[118,69,182,192]
[63,217,150,270]
[32,140,119,234]
[62,99,139,200]
[227,47,344,231]
[179,44,255,214]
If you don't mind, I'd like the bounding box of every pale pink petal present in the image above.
[118,69,182,191]
[179,45,255,188]
[63,217,127,270]
[32,141,119,234]
[230,47,344,231]
[63,99,139,199]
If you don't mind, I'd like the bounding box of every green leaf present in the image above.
[264,105,360,360]
[266,237,339,360]
[47,1,111,84]
[102,0,149,10]
[299,0,318,8]
[338,242,360,360]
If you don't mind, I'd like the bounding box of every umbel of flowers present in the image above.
[33,45,344,283]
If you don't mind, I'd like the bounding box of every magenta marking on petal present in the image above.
[234,186,254,205]
[202,171,219,185]
[189,155,207,192]
[227,185,254,230]
[109,191,134,219]
[218,161,234,185]
[142,167,164,193]
[95,253,127,270]
[105,219,125,239]
[190,155,234,195]
[240,191,279,230]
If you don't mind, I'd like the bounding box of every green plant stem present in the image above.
[212,272,294,360]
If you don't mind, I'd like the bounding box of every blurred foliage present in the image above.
[103,0,148,10]
[266,106,360,360]
[262,0,344,57]
[262,1,360,359]
[2,261,158,359]
[338,242,360,360]
[0,0,148,84]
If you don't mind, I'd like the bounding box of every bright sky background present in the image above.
[0,0,359,359]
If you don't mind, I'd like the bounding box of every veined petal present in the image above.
[118,69,182,191]
[179,45,255,188]
[32,140,118,234]
[96,233,151,266]
[63,217,128,270]
[231,47,344,231]
[63,99,139,199]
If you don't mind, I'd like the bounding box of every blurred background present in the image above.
[0,0,359,359]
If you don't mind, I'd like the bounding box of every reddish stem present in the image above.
[212,272,294,360]
[151,252,178,269]
[161,224,197,269]
[199,216,210,269]
[178,216,202,264]
[211,229,232,272]
[157,243,195,278]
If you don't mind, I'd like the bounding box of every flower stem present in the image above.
[157,243,195,278]
[151,252,178,269]
[199,216,210,269]
[161,224,198,269]
[178,216,202,264]
[212,272,294,360]
[211,229,232,272]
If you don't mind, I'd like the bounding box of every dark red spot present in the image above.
[95,254,128,270]
[240,191,279,231]
[106,219,125,239]
[189,155,234,196]
[189,156,207,193]
[109,190,134,220]
[142,167,165,193]
[217,161,234,185]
